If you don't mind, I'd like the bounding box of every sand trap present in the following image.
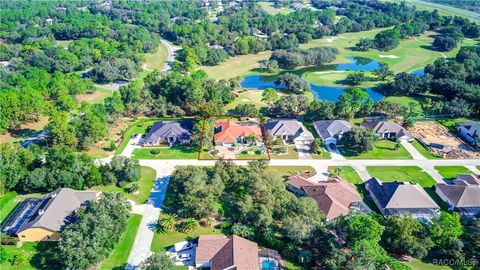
[241,98,250,102]
[379,55,400,59]
[323,38,334,42]
[314,70,345,75]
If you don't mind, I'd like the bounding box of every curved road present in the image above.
[160,39,176,73]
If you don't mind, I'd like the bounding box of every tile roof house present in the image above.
[195,235,260,270]
[365,178,439,221]
[214,120,263,146]
[457,122,480,146]
[313,120,352,145]
[2,188,100,242]
[264,119,314,144]
[287,175,367,220]
[435,174,480,218]
[361,121,414,141]
[143,120,193,146]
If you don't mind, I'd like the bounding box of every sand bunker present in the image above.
[379,55,400,59]
[313,70,345,75]
[241,98,250,102]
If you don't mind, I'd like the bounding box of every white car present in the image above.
[176,253,191,261]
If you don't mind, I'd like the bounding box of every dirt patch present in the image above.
[0,116,49,143]
[409,122,480,159]
[76,91,112,104]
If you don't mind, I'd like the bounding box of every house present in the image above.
[1,188,100,242]
[287,175,367,220]
[287,172,316,196]
[457,122,480,146]
[195,235,260,270]
[143,120,193,146]
[313,120,352,145]
[361,121,414,141]
[435,174,480,218]
[214,120,263,146]
[264,119,314,144]
[365,178,439,221]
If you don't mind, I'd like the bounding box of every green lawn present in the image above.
[270,145,299,159]
[434,166,473,180]
[328,166,379,212]
[200,51,272,79]
[132,146,198,160]
[285,259,303,270]
[151,225,223,253]
[340,140,413,160]
[0,191,18,223]
[143,41,169,70]
[404,259,451,270]
[411,139,443,159]
[0,242,55,270]
[367,166,437,187]
[258,1,293,15]
[265,166,316,181]
[311,147,332,159]
[93,166,156,204]
[99,214,142,270]
[394,0,480,22]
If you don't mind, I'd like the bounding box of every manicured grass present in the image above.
[143,42,169,70]
[311,147,332,159]
[200,51,272,79]
[265,166,316,180]
[285,259,303,270]
[404,259,451,270]
[434,166,473,180]
[225,90,268,112]
[340,140,413,160]
[76,88,113,105]
[93,166,156,204]
[367,166,437,187]
[329,166,363,184]
[397,0,479,22]
[236,152,269,160]
[411,139,443,159]
[329,166,379,212]
[55,39,72,49]
[270,145,299,159]
[151,225,223,252]
[0,192,18,223]
[258,1,293,15]
[0,242,55,270]
[132,146,198,160]
[99,214,142,270]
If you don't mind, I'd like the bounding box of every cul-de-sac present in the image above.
[1,1,480,270]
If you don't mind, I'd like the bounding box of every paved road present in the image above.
[161,39,176,73]
[126,164,175,269]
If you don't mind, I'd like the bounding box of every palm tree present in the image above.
[298,250,312,266]
[180,218,198,233]
[158,214,177,231]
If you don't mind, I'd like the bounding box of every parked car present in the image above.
[174,241,193,252]
[177,253,192,261]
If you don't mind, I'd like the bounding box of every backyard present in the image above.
[150,225,223,253]
[0,242,55,270]
[340,140,413,160]
[0,192,18,223]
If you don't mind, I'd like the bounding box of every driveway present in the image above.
[121,136,142,157]
[325,144,345,160]
[294,141,312,159]
[126,164,175,269]
[400,139,426,160]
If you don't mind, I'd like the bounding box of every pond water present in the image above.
[411,69,425,76]
[239,56,386,102]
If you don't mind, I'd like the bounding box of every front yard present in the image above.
[132,146,198,160]
[340,140,413,160]
[410,139,443,159]
[92,166,156,204]
[150,225,223,253]
[434,166,473,180]
[366,166,437,188]
[265,166,316,180]
[269,145,299,159]
[99,214,142,270]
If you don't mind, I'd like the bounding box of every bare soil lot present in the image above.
[409,122,480,159]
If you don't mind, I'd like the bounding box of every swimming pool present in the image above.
[261,260,277,270]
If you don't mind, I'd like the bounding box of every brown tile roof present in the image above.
[196,235,260,270]
[301,177,362,219]
[287,173,316,189]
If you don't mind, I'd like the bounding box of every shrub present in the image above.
[1,236,18,245]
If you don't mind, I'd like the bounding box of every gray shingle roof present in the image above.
[361,121,413,140]
[264,119,313,141]
[436,174,480,207]
[365,178,439,210]
[17,188,99,233]
[143,120,193,144]
[313,120,352,140]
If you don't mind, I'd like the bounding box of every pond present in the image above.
[240,74,384,102]
[411,69,425,76]
[239,56,386,102]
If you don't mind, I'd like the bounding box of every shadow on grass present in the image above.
[30,242,59,270]
[7,128,39,139]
